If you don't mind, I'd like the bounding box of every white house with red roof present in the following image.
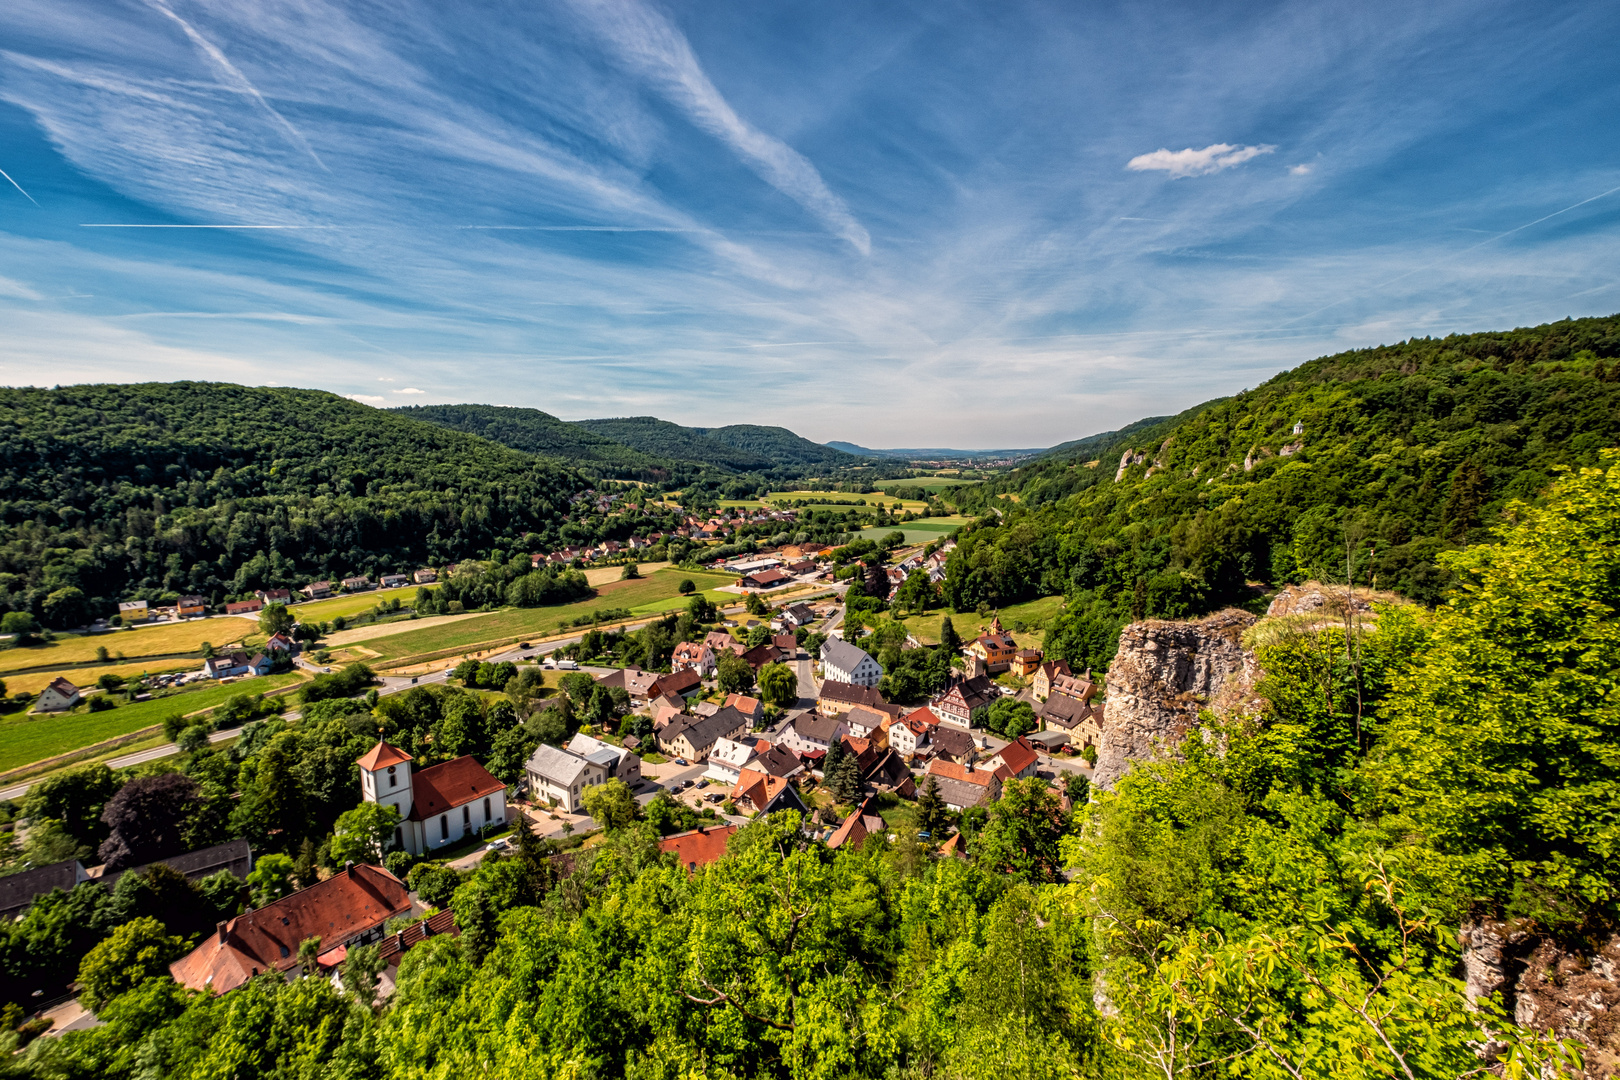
[356,740,508,856]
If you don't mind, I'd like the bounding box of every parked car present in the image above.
[696,779,709,788]
[675,758,689,766]
[705,793,725,803]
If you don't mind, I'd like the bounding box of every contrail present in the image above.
[145,0,329,172]
[0,167,39,207]
[80,223,336,228]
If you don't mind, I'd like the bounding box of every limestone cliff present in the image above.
[1093,608,1258,789]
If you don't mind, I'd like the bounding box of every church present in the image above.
[356,740,509,856]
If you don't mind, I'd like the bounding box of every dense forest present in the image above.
[392,404,685,481]
[573,416,864,475]
[0,384,588,625]
[947,314,1620,672]
[4,453,1615,1077]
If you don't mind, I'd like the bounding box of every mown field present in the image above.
[341,568,737,667]
[7,658,201,696]
[887,594,1066,649]
[0,620,251,676]
[0,672,304,774]
[858,516,971,544]
[875,478,983,494]
[291,585,423,621]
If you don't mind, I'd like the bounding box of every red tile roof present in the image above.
[170,864,410,993]
[356,740,413,771]
[996,736,1040,776]
[658,824,738,872]
[406,755,506,822]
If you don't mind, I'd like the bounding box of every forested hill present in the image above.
[692,423,864,468]
[392,404,683,480]
[0,384,586,624]
[571,416,863,473]
[948,314,1620,672]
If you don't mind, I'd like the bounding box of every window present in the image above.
[440,815,449,840]
[394,826,403,849]
[388,769,397,789]
[483,797,491,821]
[462,805,470,825]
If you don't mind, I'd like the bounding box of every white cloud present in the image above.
[566,0,871,255]
[347,393,385,404]
[396,387,425,394]
[1127,143,1276,178]
[1289,163,1313,176]
[377,375,395,381]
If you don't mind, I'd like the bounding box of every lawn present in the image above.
[858,517,971,544]
[0,672,304,773]
[292,586,423,622]
[892,595,1067,648]
[0,620,251,676]
[875,478,983,494]
[7,657,201,696]
[344,568,737,667]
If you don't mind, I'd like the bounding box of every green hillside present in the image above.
[693,423,865,468]
[393,403,681,479]
[0,384,585,623]
[572,416,774,472]
[949,314,1620,671]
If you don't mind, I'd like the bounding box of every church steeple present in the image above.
[356,740,414,825]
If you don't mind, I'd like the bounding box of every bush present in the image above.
[87,696,116,713]
[301,663,376,705]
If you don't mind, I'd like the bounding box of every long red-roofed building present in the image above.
[356,739,508,856]
[170,863,411,994]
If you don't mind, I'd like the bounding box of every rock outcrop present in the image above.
[1093,608,1258,788]
[1265,583,1374,620]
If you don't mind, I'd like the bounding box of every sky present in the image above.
[0,0,1617,448]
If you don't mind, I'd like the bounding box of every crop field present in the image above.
[7,658,201,696]
[858,516,971,544]
[0,620,251,676]
[890,594,1065,649]
[583,561,670,586]
[291,585,423,622]
[875,478,983,494]
[343,568,736,666]
[0,672,304,774]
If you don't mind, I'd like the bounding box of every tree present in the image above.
[621,562,640,580]
[716,649,755,694]
[745,591,768,617]
[258,602,294,637]
[77,917,186,1012]
[407,862,465,909]
[43,586,90,629]
[678,578,696,595]
[938,615,962,654]
[297,935,323,977]
[757,662,798,708]
[341,943,385,1009]
[916,774,949,836]
[247,852,298,906]
[974,777,1069,883]
[864,559,888,600]
[2,611,41,643]
[97,672,125,691]
[98,772,197,870]
[986,697,1037,739]
[686,593,718,623]
[330,802,401,865]
[582,778,639,832]
[24,763,121,851]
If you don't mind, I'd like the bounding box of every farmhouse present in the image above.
[987,736,1041,780]
[35,677,82,712]
[225,598,263,615]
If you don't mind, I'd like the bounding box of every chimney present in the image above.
[963,760,973,773]
[217,920,228,944]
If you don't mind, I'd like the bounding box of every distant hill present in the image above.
[0,384,585,622]
[571,416,772,472]
[693,424,865,468]
[827,441,1045,460]
[394,404,678,479]
[948,313,1620,672]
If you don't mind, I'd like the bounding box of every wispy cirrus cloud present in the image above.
[564,0,871,255]
[1127,142,1276,178]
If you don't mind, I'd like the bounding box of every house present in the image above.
[863,748,916,795]
[925,724,977,764]
[704,630,747,656]
[118,600,150,623]
[703,737,759,785]
[301,581,333,600]
[265,632,296,653]
[332,907,459,976]
[0,858,90,921]
[177,594,207,616]
[740,643,784,671]
[595,667,662,706]
[988,736,1041,780]
[672,641,717,677]
[567,732,642,787]
[225,598,263,615]
[925,759,1010,811]
[246,653,274,676]
[750,742,807,781]
[888,707,936,758]
[1010,649,1044,677]
[966,616,1017,673]
[930,675,996,729]
[204,651,253,679]
[739,568,792,590]
[821,639,882,687]
[827,796,886,851]
[652,703,685,732]
[1049,672,1100,705]
[660,824,738,873]
[650,668,703,700]
[357,740,508,854]
[780,602,815,627]
[817,680,888,716]
[35,677,82,712]
[256,588,293,604]
[341,576,373,592]
[413,568,438,584]
[526,744,606,813]
[846,704,889,741]
[659,706,751,763]
[380,574,408,589]
[1039,694,1102,749]
[779,710,848,756]
[1031,660,1073,701]
[170,864,411,994]
[724,694,764,725]
[729,768,808,817]
[772,634,799,655]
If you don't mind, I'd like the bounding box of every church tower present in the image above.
[356,740,414,850]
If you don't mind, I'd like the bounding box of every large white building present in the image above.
[820,638,882,687]
[357,740,508,856]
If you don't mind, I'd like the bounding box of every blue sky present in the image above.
[1,0,1616,447]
